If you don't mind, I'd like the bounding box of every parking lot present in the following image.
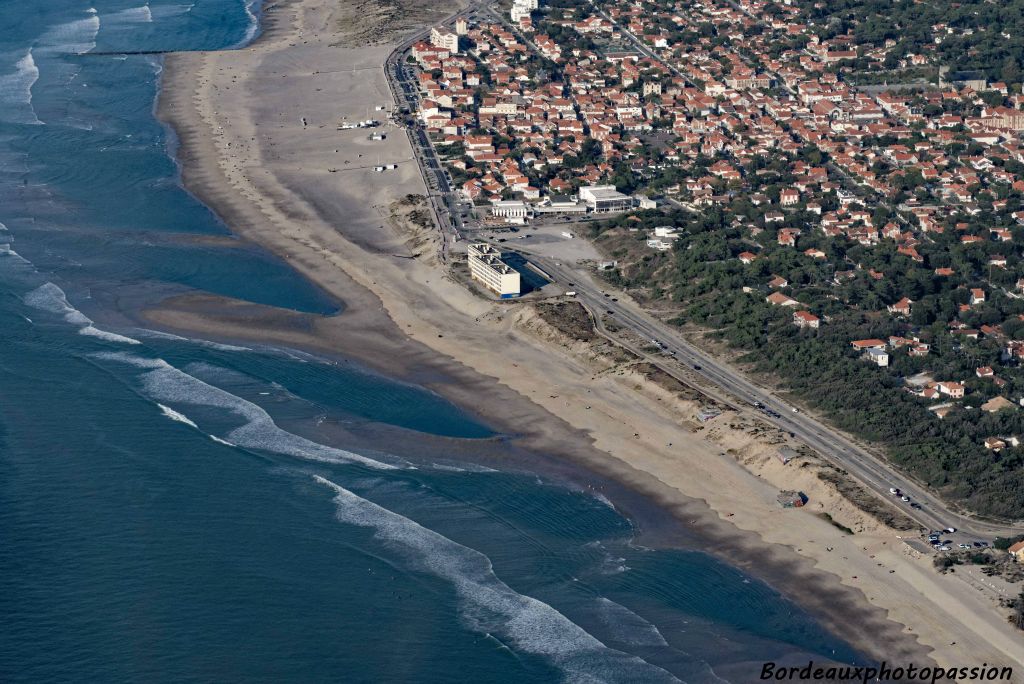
[470,221,604,262]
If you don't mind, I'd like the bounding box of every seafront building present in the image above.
[467,243,521,298]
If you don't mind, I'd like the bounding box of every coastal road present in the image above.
[519,250,1024,541]
[382,0,484,259]
[380,4,1021,540]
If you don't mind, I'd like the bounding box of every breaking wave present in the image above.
[0,50,43,125]
[237,0,261,47]
[24,283,141,345]
[38,8,100,55]
[314,475,681,684]
[93,352,398,470]
[108,4,154,25]
[158,403,199,429]
[594,598,670,648]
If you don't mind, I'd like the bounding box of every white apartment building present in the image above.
[430,27,459,53]
[468,243,521,298]
[511,0,539,23]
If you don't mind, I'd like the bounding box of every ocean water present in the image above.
[0,2,866,682]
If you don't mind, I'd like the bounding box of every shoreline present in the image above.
[152,0,1024,672]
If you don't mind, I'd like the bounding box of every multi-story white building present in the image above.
[430,27,459,54]
[511,0,539,23]
[468,243,521,298]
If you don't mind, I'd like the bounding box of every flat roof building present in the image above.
[579,185,634,213]
[864,347,890,367]
[468,243,521,298]
[490,200,529,218]
[430,27,459,54]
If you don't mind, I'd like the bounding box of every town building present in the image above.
[864,348,890,367]
[430,27,459,54]
[793,310,820,329]
[467,243,521,298]
[1008,540,1024,562]
[490,200,530,223]
[579,185,634,213]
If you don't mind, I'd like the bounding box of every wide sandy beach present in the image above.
[153,0,1024,672]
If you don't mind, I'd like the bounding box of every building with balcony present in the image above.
[430,27,460,54]
[467,243,521,298]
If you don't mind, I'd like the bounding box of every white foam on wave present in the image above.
[158,403,199,429]
[0,50,43,125]
[136,328,252,352]
[592,492,618,512]
[39,8,101,55]
[237,0,260,47]
[209,434,236,447]
[80,325,143,345]
[135,329,189,342]
[594,598,670,648]
[313,475,681,684]
[24,283,141,345]
[93,351,396,470]
[0,244,31,264]
[108,3,154,24]
[151,3,195,20]
[430,462,498,474]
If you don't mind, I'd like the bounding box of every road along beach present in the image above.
[154,0,1024,672]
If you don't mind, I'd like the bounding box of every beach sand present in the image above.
[153,0,1024,672]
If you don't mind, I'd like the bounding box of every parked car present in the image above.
[938,546,951,552]
[945,527,957,533]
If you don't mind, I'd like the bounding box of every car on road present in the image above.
[889,487,900,495]
[901,496,910,502]
[938,546,951,552]
[910,502,922,510]
[974,541,989,548]
[693,365,701,371]
[945,527,957,533]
